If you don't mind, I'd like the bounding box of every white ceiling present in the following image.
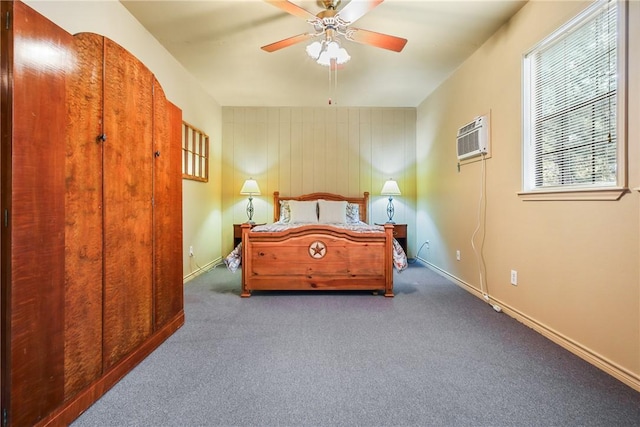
[121,0,527,107]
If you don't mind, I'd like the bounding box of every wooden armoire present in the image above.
[0,2,185,426]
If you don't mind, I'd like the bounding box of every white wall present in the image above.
[25,0,223,279]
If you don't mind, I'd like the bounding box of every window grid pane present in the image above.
[182,122,209,182]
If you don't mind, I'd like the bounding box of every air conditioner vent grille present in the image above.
[458,121,479,136]
[456,115,489,160]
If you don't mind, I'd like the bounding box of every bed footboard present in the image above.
[241,224,394,297]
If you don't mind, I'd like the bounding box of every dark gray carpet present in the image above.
[72,263,640,426]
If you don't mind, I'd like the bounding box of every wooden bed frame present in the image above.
[240,192,394,297]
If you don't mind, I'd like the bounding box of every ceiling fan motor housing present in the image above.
[322,0,341,10]
[313,9,350,36]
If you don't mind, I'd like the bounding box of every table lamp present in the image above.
[240,178,261,223]
[380,179,401,223]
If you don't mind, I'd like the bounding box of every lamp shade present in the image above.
[240,179,261,195]
[380,179,401,196]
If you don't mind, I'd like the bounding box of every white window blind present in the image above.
[523,0,618,192]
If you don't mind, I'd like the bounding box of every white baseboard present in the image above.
[183,257,222,283]
[417,257,640,393]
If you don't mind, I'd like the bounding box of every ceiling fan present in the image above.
[261,0,408,57]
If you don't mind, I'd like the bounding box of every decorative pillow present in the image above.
[279,200,291,223]
[346,203,360,223]
[318,200,347,224]
[224,242,242,274]
[288,200,318,223]
[392,239,408,271]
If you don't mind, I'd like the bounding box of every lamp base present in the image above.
[386,198,396,224]
[245,196,255,225]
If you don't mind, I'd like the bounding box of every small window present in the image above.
[182,121,209,182]
[522,0,626,200]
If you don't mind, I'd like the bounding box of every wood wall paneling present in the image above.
[348,109,360,196]
[301,108,314,193]
[312,108,326,192]
[267,109,279,197]
[222,106,416,233]
[290,113,303,197]
[325,109,337,193]
[336,111,349,196]
[277,108,291,196]
[359,109,372,195]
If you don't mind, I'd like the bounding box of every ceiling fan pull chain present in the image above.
[328,62,332,105]
[331,59,338,106]
[327,58,338,106]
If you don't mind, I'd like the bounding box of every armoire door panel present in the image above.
[6,2,71,425]
[102,39,154,368]
[63,32,105,399]
[152,81,184,328]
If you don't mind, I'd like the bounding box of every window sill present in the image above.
[518,187,628,201]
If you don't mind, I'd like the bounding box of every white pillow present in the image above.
[288,200,318,223]
[318,200,347,224]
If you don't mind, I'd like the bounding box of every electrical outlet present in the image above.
[189,246,194,257]
[456,250,461,261]
[510,270,518,286]
[425,240,430,249]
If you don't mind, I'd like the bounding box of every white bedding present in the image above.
[251,220,385,233]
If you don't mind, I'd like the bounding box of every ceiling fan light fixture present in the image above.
[305,41,323,59]
[326,40,340,56]
[312,40,350,67]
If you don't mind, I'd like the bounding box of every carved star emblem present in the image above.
[309,241,327,259]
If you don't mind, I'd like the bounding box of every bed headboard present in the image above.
[273,191,370,223]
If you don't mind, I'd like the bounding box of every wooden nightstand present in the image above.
[233,223,264,248]
[376,223,408,255]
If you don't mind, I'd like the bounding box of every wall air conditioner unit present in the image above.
[456,115,489,160]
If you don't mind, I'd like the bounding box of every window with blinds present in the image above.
[522,0,623,194]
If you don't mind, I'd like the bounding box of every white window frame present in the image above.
[520,0,627,201]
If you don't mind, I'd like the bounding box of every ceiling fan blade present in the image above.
[263,0,318,21]
[346,28,407,52]
[337,0,384,24]
[261,33,318,52]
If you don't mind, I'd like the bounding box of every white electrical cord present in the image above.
[470,153,488,298]
[409,241,429,264]
[471,153,502,313]
[469,154,501,313]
